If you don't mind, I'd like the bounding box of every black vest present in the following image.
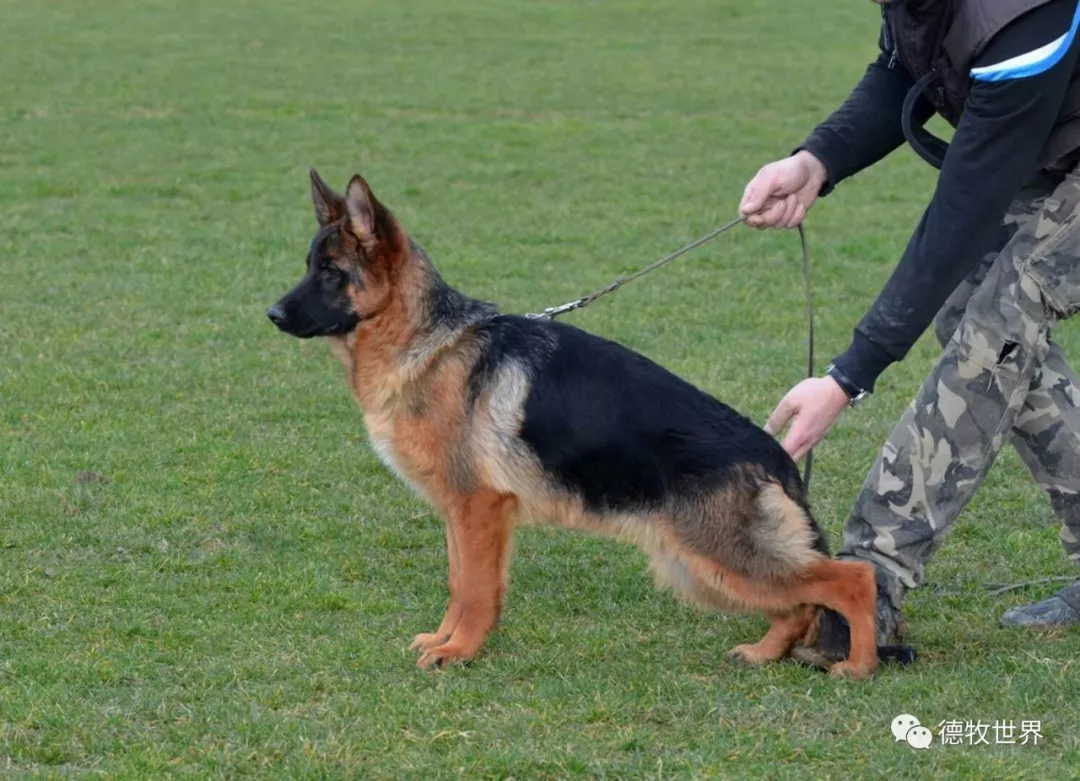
[888,0,1080,169]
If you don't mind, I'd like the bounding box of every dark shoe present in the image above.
[1000,582,1080,629]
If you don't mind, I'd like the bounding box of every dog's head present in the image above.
[268,170,406,339]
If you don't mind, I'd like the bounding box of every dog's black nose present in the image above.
[267,303,287,326]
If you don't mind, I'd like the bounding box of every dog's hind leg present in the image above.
[416,489,517,669]
[790,559,878,679]
[410,521,463,653]
[727,605,815,667]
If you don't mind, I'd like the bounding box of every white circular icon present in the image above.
[906,725,933,750]
[891,714,921,742]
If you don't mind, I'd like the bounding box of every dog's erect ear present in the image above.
[310,168,345,227]
[343,173,402,253]
[345,174,382,243]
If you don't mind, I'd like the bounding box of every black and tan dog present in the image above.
[269,170,898,679]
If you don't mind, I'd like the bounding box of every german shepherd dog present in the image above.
[269,170,895,679]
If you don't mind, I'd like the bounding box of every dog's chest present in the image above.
[366,416,410,482]
[364,413,434,502]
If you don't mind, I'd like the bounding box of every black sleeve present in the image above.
[831,0,1080,393]
[798,18,935,193]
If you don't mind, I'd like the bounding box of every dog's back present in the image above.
[468,315,830,565]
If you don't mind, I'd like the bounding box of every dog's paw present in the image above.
[409,632,450,652]
[726,644,772,667]
[416,641,478,670]
[827,660,876,681]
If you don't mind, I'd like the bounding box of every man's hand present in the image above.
[764,376,850,461]
[740,151,828,229]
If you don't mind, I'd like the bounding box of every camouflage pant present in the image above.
[839,165,1080,607]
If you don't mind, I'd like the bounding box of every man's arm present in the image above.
[798,24,934,193]
[741,16,933,228]
[832,0,1080,393]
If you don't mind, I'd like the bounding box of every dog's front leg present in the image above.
[416,489,516,669]
[410,520,463,652]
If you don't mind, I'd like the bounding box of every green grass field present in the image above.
[3,0,1079,777]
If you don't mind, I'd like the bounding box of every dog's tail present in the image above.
[782,476,830,557]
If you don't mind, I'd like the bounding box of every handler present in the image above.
[741,0,1080,655]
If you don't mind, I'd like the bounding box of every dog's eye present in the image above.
[320,265,345,283]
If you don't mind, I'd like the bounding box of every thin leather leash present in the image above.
[526,217,816,490]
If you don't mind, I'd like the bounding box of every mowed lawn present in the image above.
[2,0,1079,777]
